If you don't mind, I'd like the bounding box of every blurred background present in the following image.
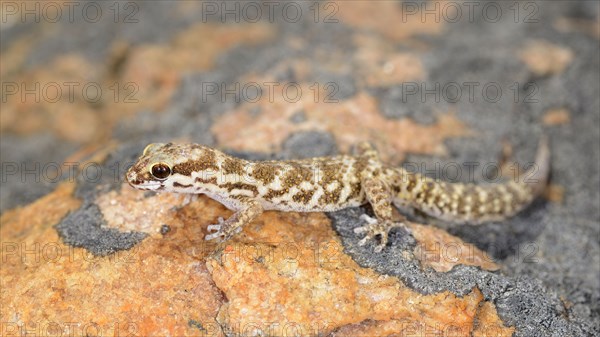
[1,0,599,334]
[2,1,598,211]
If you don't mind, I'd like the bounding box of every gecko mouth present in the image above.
[132,182,163,190]
[126,170,163,190]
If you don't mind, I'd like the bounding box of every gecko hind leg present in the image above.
[354,176,410,252]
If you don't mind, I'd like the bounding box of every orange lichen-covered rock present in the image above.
[0,23,275,147]
[1,178,510,337]
[473,302,516,337]
[212,91,473,164]
[1,180,512,337]
[335,0,446,42]
[332,298,515,337]
[206,209,509,336]
[543,108,571,126]
[410,222,499,272]
[1,185,224,337]
[519,40,574,76]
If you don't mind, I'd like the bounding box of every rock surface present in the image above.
[1,1,598,336]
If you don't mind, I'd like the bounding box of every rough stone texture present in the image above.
[1,185,224,337]
[0,133,78,212]
[206,211,510,337]
[281,131,338,158]
[56,203,147,256]
[1,1,598,336]
[211,91,472,163]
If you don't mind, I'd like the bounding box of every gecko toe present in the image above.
[204,232,223,241]
[376,232,389,252]
[205,223,227,241]
[355,218,405,252]
[353,226,368,234]
[359,214,378,224]
[207,224,222,232]
[205,218,243,242]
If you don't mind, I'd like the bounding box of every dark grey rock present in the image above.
[329,207,598,336]
[280,131,338,158]
[55,203,147,256]
[289,109,307,124]
[0,133,78,213]
[54,141,150,256]
[379,85,440,124]
[312,72,357,102]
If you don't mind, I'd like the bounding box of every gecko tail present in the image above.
[522,134,551,197]
[472,134,551,223]
[476,134,551,223]
[395,135,551,225]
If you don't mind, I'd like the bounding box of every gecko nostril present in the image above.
[126,171,139,184]
[126,174,140,186]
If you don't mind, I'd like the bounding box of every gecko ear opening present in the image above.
[143,143,165,155]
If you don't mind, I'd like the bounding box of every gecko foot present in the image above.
[354,214,409,252]
[205,217,243,242]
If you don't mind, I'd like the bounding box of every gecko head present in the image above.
[126,142,218,192]
[126,143,176,191]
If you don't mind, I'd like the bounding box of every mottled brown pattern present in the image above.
[320,162,344,181]
[263,188,289,201]
[363,178,392,221]
[280,163,314,189]
[318,190,341,205]
[172,149,219,176]
[292,189,316,204]
[390,166,545,224]
[346,181,363,202]
[403,173,418,193]
[507,183,530,204]
[250,162,278,184]
[221,182,259,196]
[317,161,345,205]
[195,177,217,185]
[173,182,193,188]
[222,157,246,175]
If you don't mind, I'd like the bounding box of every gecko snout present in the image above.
[125,170,137,185]
[125,167,143,186]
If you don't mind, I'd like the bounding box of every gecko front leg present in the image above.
[205,197,263,242]
[181,194,199,206]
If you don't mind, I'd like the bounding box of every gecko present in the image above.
[126,138,549,252]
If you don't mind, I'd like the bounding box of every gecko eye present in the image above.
[151,163,171,180]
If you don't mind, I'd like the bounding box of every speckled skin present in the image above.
[127,139,549,251]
